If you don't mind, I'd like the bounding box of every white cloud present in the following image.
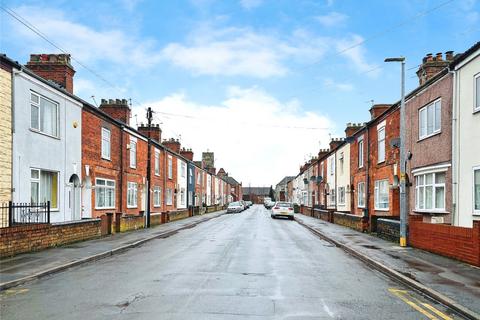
[240,0,263,10]
[161,25,375,78]
[316,12,348,27]
[6,6,162,69]
[134,87,333,185]
[336,35,380,75]
[323,78,354,91]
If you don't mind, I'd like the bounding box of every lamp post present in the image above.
[384,56,407,247]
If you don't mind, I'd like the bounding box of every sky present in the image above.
[1,0,479,187]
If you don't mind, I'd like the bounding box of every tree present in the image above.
[269,186,275,201]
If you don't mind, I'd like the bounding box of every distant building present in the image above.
[275,176,295,201]
[243,187,271,204]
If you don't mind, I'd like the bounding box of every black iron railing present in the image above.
[0,201,50,227]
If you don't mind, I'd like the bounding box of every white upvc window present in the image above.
[188,191,193,206]
[415,171,446,211]
[338,187,345,204]
[475,73,480,112]
[330,188,336,204]
[153,186,161,207]
[101,128,111,160]
[181,162,186,178]
[95,178,115,209]
[377,126,386,163]
[339,152,344,175]
[196,172,201,185]
[358,139,364,168]
[180,188,186,205]
[168,155,173,179]
[129,138,137,169]
[127,182,138,208]
[374,179,389,210]
[419,98,441,140]
[154,149,160,175]
[357,182,366,208]
[329,158,335,176]
[30,168,59,210]
[30,91,59,138]
[474,167,480,214]
[189,168,193,184]
[166,188,173,205]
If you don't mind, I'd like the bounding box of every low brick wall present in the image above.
[168,209,189,222]
[313,209,332,222]
[119,215,145,232]
[409,216,480,266]
[376,218,400,243]
[150,212,167,226]
[333,212,367,232]
[300,206,314,217]
[0,219,102,258]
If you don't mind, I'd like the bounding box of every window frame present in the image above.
[475,73,480,113]
[127,182,138,208]
[181,162,186,178]
[338,186,345,205]
[419,98,442,140]
[166,188,173,205]
[153,186,161,207]
[180,188,186,205]
[129,138,137,169]
[30,91,60,138]
[374,179,389,210]
[30,168,59,210]
[357,182,366,208]
[473,166,480,214]
[168,155,173,179]
[154,149,160,176]
[414,171,446,212]
[377,126,386,163]
[358,139,364,168]
[101,128,111,160]
[95,178,116,209]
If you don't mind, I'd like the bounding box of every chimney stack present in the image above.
[180,148,194,161]
[26,54,75,94]
[99,99,131,125]
[162,138,181,153]
[138,123,162,142]
[329,137,345,151]
[318,148,329,159]
[369,104,391,120]
[416,51,452,86]
[345,122,364,137]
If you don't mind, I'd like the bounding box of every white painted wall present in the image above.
[177,159,187,209]
[336,143,351,212]
[453,49,480,227]
[327,153,336,209]
[12,71,82,223]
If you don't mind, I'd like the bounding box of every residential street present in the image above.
[0,206,461,320]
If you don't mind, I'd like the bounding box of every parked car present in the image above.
[246,201,253,207]
[264,200,275,209]
[271,202,294,220]
[241,200,248,210]
[227,201,244,213]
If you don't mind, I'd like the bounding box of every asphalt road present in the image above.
[0,205,462,319]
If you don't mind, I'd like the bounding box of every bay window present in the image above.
[415,172,445,211]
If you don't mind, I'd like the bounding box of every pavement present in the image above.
[0,205,470,319]
[0,210,225,290]
[294,213,480,318]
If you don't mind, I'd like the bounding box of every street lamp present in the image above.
[384,56,407,247]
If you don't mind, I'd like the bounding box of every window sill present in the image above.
[418,131,441,142]
[29,128,60,140]
[127,206,137,209]
[374,208,390,212]
[101,157,111,162]
[377,160,385,165]
[130,166,136,170]
[413,210,449,215]
[153,205,161,208]
[473,108,480,115]
[95,207,115,210]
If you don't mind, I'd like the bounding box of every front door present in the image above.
[69,174,81,220]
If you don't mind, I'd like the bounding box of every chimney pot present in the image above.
[26,53,75,93]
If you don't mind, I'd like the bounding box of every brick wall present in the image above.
[168,209,189,221]
[0,220,101,257]
[0,66,12,226]
[119,215,145,232]
[409,216,480,266]
[333,212,367,232]
[376,218,400,243]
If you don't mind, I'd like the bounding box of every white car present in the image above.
[271,202,294,220]
[227,201,244,213]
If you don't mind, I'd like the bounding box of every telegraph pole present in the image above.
[145,107,153,228]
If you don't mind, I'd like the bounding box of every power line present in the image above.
[296,0,454,73]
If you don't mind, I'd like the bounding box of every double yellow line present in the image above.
[388,288,454,320]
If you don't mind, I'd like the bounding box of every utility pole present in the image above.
[145,107,153,228]
[385,57,407,247]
